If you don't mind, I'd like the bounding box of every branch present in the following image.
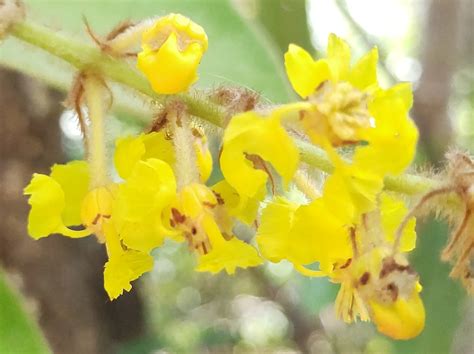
[7,19,438,196]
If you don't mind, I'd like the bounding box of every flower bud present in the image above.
[137,13,208,94]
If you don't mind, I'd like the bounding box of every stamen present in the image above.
[350,227,359,258]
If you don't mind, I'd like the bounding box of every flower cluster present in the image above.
[24,14,427,339]
[251,35,422,339]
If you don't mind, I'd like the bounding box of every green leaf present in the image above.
[0,270,51,354]
[0,0,293,103]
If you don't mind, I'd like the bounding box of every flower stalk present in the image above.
[83,73,109,188]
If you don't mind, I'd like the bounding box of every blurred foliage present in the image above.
[0,270,51,354]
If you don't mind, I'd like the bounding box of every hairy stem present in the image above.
[8,19,438,196]
[83,74,109,187]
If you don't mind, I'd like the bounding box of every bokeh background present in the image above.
[0,0,473,353]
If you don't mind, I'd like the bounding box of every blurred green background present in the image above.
[0,0,473,353]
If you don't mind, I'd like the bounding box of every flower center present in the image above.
[308,81,371,145]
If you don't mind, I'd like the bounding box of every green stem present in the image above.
[8,19,437,196]
[10,21,224,126]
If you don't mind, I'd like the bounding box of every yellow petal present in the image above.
[142,132,175,166]
[257,197,351,269]
[114,135,146,180]
[24,174,67,239]
[221,111,299,198]
[323,147,383,223]
[378,82,413,111]
[292,199,352,268]
[138,32,204,94]
[114,132,175,180]
[117,159,176,221]
[114,158,176,251]
[196,215,262,274]
[142,13,208,52]
[211,180,264,225]
[256,198,302,263]
[349,47,379,91]
[50,161,90,226]
[104,201,153,301]
[104,249,154,300]
[284,44,330,98]
[327,33,351,82]
[180,183,216,216]
[370,290,425,340]
[380,194,416,252]
[355,93,418,176]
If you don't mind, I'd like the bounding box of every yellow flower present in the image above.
[285,34,379,146]
[220,106,300,199]
[169,183,262,273]
[137,13,208,94]
[333,248,424,340]
[113,158,177,252]
[24,133,179,299]
[329,195,424,339]
[24,161,91,239]
[257,188,424,339]
[318,84,417,223]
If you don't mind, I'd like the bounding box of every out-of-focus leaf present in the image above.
[0,270,51,354]
[0,0,293,103]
